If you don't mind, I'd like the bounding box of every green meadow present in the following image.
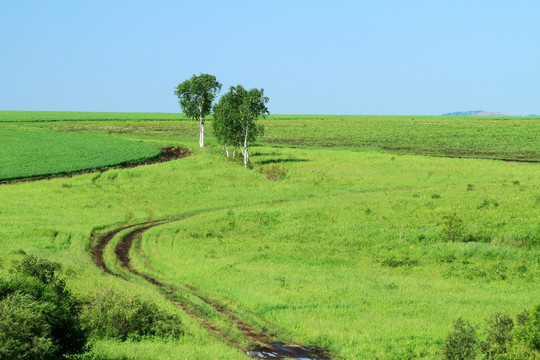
[0,111,538,359]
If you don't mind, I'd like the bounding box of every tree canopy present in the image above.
[174,74,221,148]
[213,85,269,167]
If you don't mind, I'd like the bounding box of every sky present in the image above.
[1,1,539,115]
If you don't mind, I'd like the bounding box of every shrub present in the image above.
[263,163,288,180]
[0,255,86,359]
[441,213,464,242]
[80,288,183,341]
[444,305,540,360]
[0,291,57,360]
[512,304,540,354]
[481,312,514,358]
[444,318,479,360]
[381,255,419,268]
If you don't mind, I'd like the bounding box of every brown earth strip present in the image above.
[0,146,191,185]
[92,217,330,359]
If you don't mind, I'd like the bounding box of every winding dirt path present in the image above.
[91,216,330,359]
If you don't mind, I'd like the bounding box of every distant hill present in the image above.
[442,110,508,116]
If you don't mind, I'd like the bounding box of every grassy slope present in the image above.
[0,113,538,359]
[134,147,539,359]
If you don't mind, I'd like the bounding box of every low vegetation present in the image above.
[0,129,160,181]
[0,255,86,359]
[444,304,540,360]
[0,111,538,359]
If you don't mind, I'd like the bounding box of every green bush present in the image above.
[80,288,184,341]
[381,255,419,268]
[0,255,86,360]
[481,312,514,359]
[263,163,288,180]
[511,304,540,355]
[0,291,57,359]
[441,213,464,242]
[444,318,479,360]
[444,305,540,360]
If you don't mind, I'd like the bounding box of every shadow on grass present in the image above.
[258,158,309,165]
[251,152,280,156]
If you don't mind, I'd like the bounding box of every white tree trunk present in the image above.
[199,112,204,148]
[225,145,229,158]
[243,122,249,167]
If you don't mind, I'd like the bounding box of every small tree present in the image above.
[174,74,222,148]
[212,89,242,158]
[213,85,268,167]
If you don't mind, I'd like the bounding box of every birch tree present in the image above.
[174,74,221,148]
[212,90,242,158]
[212,85,269,167]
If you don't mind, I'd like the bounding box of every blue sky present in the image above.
[1,1,539,115]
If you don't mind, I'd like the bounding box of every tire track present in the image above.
[92,215,330,359]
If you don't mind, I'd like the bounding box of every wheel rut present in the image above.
[92,215,331,359]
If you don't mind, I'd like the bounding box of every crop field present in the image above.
[0,111,539,359]
[0,111,188,122]
[0,128,160,181]
[8,111,537,162]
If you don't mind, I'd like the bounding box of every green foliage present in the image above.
[481,312,514,358]
[441,212,465,242]
[444,318,479,360]
[80,288,183,341]
[0,291,57,360]
[512,304,540,354]
[174,74,221,147]
[262,163,288,180]
[14,254,62,285]
[174,74,221,122]
[213,85,268,165]
[212,88,243,149]
[0,256,86,360]
[445,305,540,360]
[381,255,419,268]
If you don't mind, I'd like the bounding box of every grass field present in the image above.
[0,128,160,181]
[4,111,536,162]
[0,112,538,359]
[0,111,188,122]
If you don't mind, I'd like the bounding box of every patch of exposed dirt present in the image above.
[92,216,331,359]
[120,146,191,168]
[0,146,192,185]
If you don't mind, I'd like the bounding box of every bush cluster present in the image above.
[0,255,185,359]
[444,304,540,360]
[0,255,86,360]
[80,288,184,341]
